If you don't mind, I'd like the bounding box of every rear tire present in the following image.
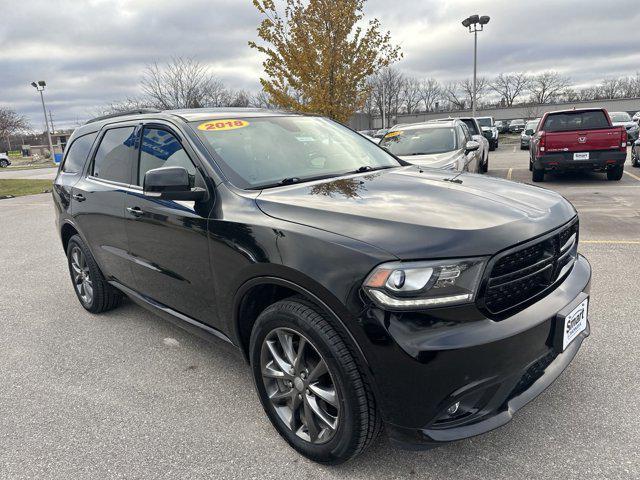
[607,165,624,181]
[0,159,8,168]
[532,167,544,182]
[66,235,122,313]
[250,298,381,464]
[632,150,639,167]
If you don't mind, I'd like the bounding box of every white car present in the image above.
[609,111,640,143]
[0,153,12,168]
[433,117,490,172]
[378,120,482,173]
[632,111,640,124]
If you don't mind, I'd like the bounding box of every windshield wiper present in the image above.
[349,165,396,174]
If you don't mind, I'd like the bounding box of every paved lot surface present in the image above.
[1,148,639,479]
[0,167,57,180]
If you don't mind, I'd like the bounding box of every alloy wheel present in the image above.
[260,327,340,444]
[70,246,93,305]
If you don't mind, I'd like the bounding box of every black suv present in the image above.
[53,108,591,464]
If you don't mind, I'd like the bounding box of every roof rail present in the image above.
[85,108,161,124]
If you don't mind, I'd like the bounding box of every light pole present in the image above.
[461,15,490,117]
[31,80,56,162]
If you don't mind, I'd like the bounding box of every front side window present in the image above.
[380,127,457,156]
[192,116,399,189]
[137,128,196,186]
[61,132,97,173]
[92,127,137,184]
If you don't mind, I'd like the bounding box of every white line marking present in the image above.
[507,168,513,180]
[623,170,640,182]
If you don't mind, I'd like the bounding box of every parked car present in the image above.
[529,108,627,182]
[608,111,639,143]
[508,119,526,133]
[632,139,640,167]
[0,153,11,168]
[452,117,490,172]
[520,119,541,150]
[632,111,640,124]
[53,108,591,464]
[495,120,510,134]
[476,116,499,150]
[378,120,480,172]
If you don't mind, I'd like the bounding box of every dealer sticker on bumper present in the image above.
[563,298,588,350]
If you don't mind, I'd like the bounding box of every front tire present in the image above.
[250,298,380,464]
[0,159,8,168]
[66,235,122,313]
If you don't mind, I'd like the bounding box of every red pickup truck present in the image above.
[529,108,628,182]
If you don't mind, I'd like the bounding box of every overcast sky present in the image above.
[1,0,639,130]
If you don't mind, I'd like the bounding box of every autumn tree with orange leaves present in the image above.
[249,0,402,123]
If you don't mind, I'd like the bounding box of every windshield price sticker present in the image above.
[198,119,249,131]
[384,131,402,138]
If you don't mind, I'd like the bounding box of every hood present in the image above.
[397,150,460,169]
[256,166,576,259]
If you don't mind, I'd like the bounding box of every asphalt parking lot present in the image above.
[1,147,639,479]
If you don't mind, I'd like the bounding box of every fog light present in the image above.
[447,401,460,415]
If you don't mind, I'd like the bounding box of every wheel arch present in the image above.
[233,276,372,373]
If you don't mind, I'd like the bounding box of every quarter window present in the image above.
[61,132,97,173]
[137,128,196,186]
[92,127,137,184]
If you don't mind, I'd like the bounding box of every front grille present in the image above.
[504,351,557,403]
[482,219,579,315]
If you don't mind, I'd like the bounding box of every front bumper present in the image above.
[357,254,591,449]
[534,150,626,171]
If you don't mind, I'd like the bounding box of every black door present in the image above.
[124,124,216,323]
[72,125,138,289]
[53,132,97,214]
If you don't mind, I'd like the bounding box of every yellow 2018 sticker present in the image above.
[198,119,249,131]
[384,130,402,138]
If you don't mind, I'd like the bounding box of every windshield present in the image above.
[476,117,493,128]
[609,112,631,122]
[525,121,539,130]
[379,127,458,156]
[510,119,524,125]
[192,116,400,189]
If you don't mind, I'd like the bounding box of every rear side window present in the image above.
[542,111,610,132]
[92,127,137,184]
[136,128,196,186]
[61,133,97,173]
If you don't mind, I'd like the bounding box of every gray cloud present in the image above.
[1,0,638,130]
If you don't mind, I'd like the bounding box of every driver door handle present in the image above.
[126,206,144,217]
[72,193,86,202]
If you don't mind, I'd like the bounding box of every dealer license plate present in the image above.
[563,298,588,351]
[573,152,589,160]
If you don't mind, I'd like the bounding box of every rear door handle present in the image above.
[126,206,144,217]
[72,193,86,202]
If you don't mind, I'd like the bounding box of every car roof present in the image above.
[72,107,301,139]
[390,120,457,131]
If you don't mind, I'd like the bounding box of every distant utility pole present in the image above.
[30,80,55,160]
[461,15,490,117]
[48,109,56,134]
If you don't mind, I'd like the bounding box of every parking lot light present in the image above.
[461,15,490,117]
[31,80,56,162]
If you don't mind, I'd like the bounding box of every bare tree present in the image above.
[141,56,228,109]
[401,76,422,114]
[599,78,623,99]
[418,78,441,111]
[370,68,405,127]
[530,71,571,104]
[0,107,30,143]
[251,90,276,109]
[619,73,640,98]
[489,73,530,106]
[459,77,488,106]
[443,82,467,110]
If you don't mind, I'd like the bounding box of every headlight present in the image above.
[363,257,487,310]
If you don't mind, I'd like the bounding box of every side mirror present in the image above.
[465,140,480,153]
[143,166,206,201]
[525,129,534,135]
[635,139,640,146]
